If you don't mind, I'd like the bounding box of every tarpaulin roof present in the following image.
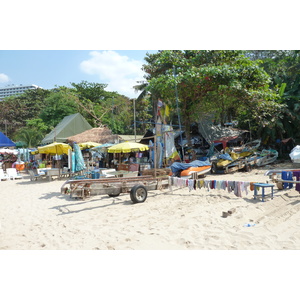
[197,115,248,145]
[0,132,16,147]
[213,135,240,149]
[41,113,92,145]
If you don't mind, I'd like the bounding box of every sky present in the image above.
[0,50,158,98]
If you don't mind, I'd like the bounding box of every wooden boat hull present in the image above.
[180,165,211,178]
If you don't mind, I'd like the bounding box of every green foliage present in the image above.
[0,88,50,137]
[143,50,281,143]
[3,50,300,147]
[39,89,79,128]
[14,128,44,148]
[13,118,49,148]
[246,50,300,141]
[71,81,110,103]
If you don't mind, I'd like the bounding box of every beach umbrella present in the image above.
[107,141,149,154]
[30,149,39,155]
[78,142,101,150]
[37,142,71,155]
[0,148,18,155]
[89,143,114,153]
[73,143,86,172]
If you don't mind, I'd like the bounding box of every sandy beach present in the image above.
[1,162,300,250]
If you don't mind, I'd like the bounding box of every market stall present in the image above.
[107,141,149,174]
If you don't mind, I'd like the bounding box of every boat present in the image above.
[255,149,278,167]
[170,160,211,178]
[210,150,255,174]
[231,139,261,153]
[180,165,211,179]
[211,142,278,173]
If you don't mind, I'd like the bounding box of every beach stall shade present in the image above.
[90,143,114,152]
[0,148,18,155]
[67,127,119,144]
[41,113,92,145]
[107,141,149,153]
[37,142,72,155]
[118,135,144,143]
[78,142,102,150]
[0,132,16,147]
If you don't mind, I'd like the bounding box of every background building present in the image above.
[0,84,41,100]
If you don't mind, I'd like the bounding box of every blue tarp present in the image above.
[170,160,211,175]
[0,132,16,147]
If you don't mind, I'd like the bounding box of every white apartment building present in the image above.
[0,84,41,100]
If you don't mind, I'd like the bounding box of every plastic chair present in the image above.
[0,169,9,181]
[100,168,116,178]
[28,169,44,181]
[6,168,23,180]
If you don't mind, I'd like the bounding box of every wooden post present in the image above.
[154,135,157,178]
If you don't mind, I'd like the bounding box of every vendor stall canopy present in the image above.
[78,142,102,150]
[0,132,16,147]
[108,141,149,153]
[41,113,92,145]
[37,142,71,155]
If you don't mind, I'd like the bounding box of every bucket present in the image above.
[16,163,25,171]
[92,171,100,179]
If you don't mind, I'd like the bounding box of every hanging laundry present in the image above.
[293,171,300,193]
[282,171,293,189]
[168,177,252,198]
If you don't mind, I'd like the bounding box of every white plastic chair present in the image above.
[28,169,44,181]
[6,168,23,180]
[0,169,9,181]
[100,168,116,178]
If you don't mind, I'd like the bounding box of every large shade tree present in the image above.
[246,50,300,141]
[0,88,50,137]
[143,50,282,144]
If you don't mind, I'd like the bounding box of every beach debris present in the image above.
[222,208,236,218]
[222,211,229,218]
[228,208,236,215]
[243,223,256,227]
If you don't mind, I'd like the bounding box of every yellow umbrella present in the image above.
[30,150,39,155]
[107,141,149,153]
[38,142,71,155]
[78,142,102,150]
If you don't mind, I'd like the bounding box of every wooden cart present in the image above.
[60,175,169,203]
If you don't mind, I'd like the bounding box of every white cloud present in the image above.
[80,51,145,98]
[0,73,10,83]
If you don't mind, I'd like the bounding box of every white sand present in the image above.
[1,163,300,250]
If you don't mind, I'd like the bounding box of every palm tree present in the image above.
[15,128,44,148]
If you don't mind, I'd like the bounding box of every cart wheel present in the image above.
[130,184,147,203]
[108,192,120,197]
